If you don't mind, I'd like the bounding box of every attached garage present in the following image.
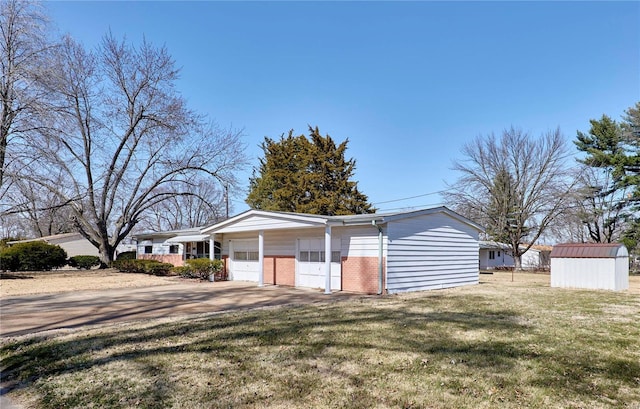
[200,207,483,295]
[550,243,629,291]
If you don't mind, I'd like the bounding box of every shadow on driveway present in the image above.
[0,281,361,337]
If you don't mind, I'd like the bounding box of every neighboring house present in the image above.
[479,241,552,270]
[139,206,483,294]
[479,241,513,270]
[7,232,137,262]
[8,232,99,258]
[522,244,552,270]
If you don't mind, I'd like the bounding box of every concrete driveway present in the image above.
[0,281,360,338]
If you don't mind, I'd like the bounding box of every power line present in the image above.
[373,190,446,205]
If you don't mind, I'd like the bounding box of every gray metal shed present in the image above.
[550,243,629,291]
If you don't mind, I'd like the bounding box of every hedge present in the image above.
[112,259,174,276]
[68,255,101,270]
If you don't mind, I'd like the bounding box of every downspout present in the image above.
[372,220,384,295]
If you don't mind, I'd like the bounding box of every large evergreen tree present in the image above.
[574,102,640,246]
[247,126,374,215]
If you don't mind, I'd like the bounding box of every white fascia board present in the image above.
[201,209,329,234]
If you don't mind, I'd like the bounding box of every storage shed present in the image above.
[550,243,629,291]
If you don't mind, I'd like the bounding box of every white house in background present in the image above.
[479,241,552,270]
[8,232,136,261]
[8,232,99,258]
[479,241,513,270]
[139,206,484,294]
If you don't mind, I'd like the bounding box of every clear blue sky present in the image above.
[46,1,639,214]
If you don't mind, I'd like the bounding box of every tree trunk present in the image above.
[98,242,115,268]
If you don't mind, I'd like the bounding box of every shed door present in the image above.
[297,238,341,290]
[230,239,259,282]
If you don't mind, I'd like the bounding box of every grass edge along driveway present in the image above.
[1,277,639,409]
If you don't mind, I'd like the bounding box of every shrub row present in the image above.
[175,258,224,280]
[111,259,175,276]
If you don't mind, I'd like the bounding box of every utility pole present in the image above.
[225,184,229,219]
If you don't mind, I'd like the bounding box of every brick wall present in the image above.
[341,256,385,294]
[138,254,183,266]
[262,256,295,286]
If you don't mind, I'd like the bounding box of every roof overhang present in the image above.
[201,210,330,234]
[165,234,209,243]
[200,206,484,235]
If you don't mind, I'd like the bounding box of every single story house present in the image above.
[7,232,136,262]
[137,206,483,294]
[479,241,551,270]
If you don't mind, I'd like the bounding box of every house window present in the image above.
[234,251,259,261]
[144,245,153,254]
[498,251,501,257]
[169,245,179,254]
[489,250,495,260]
[299,250,341,263]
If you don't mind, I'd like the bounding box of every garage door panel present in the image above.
[230,240,259,282]
[297,238,341,290]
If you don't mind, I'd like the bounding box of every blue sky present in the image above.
[46,1,639,214]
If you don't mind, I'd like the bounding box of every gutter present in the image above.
[372,220,384,295]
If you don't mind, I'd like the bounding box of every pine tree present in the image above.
[247,127,374,215]
[573,102,640,245]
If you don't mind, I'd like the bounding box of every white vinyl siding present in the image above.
[386,213,479,294]
[335,225,385,258]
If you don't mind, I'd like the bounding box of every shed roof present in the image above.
[550,243,628,259]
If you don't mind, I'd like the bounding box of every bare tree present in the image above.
[17,34,247,264]
[140,178,229,232]
[572,166,631,243]
[0,0,55,199]
[445,127,574,270]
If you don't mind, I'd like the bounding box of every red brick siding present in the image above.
[274,256,295,287]
[341,256,385,294]
[138,254,183,266]
[260,256,296,286]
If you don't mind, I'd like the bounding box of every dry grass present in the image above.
[1,273,639,408]
[0,269,177,296]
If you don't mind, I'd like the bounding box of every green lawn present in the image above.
[1,276,639,408]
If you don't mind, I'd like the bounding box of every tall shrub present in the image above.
[0,241,67,271]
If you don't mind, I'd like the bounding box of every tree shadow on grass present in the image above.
[1,296,638,408]
[0,273,33,280]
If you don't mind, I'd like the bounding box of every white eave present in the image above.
[200,206,483,235]
[201,210,330,234]
[165,234,209,243]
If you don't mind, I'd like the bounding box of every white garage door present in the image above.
[297,238,341,290]
[230,239,259,282]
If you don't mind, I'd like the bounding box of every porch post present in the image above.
[324,225,332,295]
[209,234,215,260]
[258,230,264,287]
